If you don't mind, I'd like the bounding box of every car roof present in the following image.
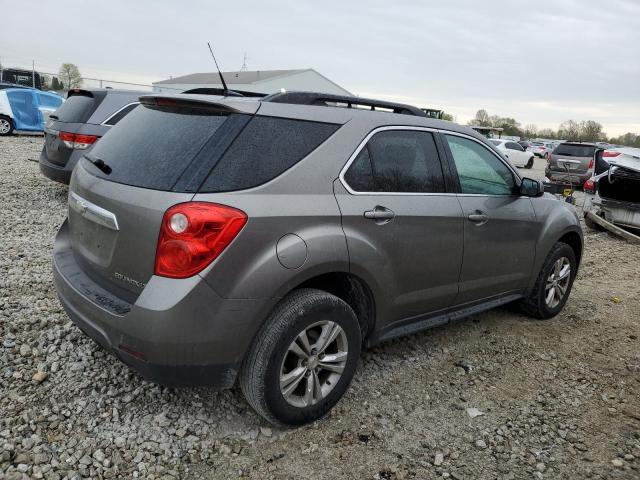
[139,92,486,139]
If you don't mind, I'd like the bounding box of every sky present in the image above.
[2,0,638,137]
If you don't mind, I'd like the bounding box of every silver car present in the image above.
[52,92,583,426]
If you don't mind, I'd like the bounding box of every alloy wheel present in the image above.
[545,257,571,308]
[279,320,348,408]
[0,119,11,134]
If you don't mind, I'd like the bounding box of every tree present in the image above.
[538,128,557,139]
[523,124,538,139]
[609,132,640,147]
[558,120,581,140]
[58,63,82,90]
[51,77,62,91]
[580,120,605,142]
[469,109,491,127]
[441,112,455,122]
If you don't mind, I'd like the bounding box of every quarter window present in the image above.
[343,130,445,193]
[445,135,516,195]
[103,103,139,126]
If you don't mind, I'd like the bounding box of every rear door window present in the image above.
[343,130,445,193]
[553,144,596,157]
[54,94,99,123]
[84,104,231,191]
[199,116,340,192]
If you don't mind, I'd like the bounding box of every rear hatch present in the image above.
[67,97,258,300]
[45,90,107,166]
[549,143,596,174]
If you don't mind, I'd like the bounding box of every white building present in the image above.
[152,69,352,96]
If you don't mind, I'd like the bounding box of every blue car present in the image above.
[0,87,64,136]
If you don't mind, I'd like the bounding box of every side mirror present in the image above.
[520,177,544,197]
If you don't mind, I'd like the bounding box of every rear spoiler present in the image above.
[138,94,260,115]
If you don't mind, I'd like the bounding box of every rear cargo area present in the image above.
[599,167,640,203]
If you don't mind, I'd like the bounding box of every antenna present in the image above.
[207,42,229,95]
[240,52,248,72]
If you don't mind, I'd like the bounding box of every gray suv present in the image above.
[52,92,583,426]
[40,88,146,184]
[545,142,599,186]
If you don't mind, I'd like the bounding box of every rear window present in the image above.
[199,116,340,192]
[54,94,99,123]
[84,104,229,190]
[489,140,501,146]
[553,143,596,157]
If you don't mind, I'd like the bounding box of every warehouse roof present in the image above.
[154,69,309,85]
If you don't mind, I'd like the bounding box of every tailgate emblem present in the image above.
[69,192,120,231]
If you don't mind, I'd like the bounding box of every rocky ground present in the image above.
[0,135,638,480]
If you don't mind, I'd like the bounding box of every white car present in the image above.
[528,141,555,159]
[490,139,535,169]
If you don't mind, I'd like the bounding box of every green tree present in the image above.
[523,124,538,139]
[51,77,61,90]
[609,132,640,147]
[58,63,82,90]
[441,112,455,122]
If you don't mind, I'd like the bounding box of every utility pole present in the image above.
[0,56,3,82]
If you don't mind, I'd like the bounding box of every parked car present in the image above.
[545,142,600,186]
[490,139,535,168]
[583,147,640,231]
[0,87,63,136]
[39,88,146,184]
[528,141,555,159]
[518,140,532,150]
[52,91,583,426]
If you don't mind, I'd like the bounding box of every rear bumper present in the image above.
[544,169,591,186]
[53,220,267,388]
[39,147,82,185]
[587,193,640,230]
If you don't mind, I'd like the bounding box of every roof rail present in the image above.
[262,91,426,117]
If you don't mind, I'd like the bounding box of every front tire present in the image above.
[525,157,534,169]
[240,288,361,427]
[0,116,14,136]
[520,242,577,319]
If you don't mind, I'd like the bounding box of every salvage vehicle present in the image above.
[583,147,640,232]
[39,88,146,184]
[545,142,600,186]
[490,139,535,168]
[0,87,63,136]
[52,91,583,426]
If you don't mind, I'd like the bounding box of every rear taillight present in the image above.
[603,150,621,158]
[583,178,596,193]
[154,202,247,279]
[588,158,594,169]
[59,131,99,149]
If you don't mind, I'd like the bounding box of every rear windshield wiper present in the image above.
[83,154,112,175]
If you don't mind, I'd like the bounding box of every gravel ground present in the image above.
[1,136,638,480]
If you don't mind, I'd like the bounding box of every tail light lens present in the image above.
[603,150,621,158]
[154,202,247,279]
[583,178,596,193]
[58,131,99,149]
[588,157,594,169]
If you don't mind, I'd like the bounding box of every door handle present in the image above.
[364,206,395,224]
[467,211,488,225]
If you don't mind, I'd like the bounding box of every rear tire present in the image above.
[240,288,361,427]
[520,242,577,319]
[0,116,14,136]
[525,157,534,169]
